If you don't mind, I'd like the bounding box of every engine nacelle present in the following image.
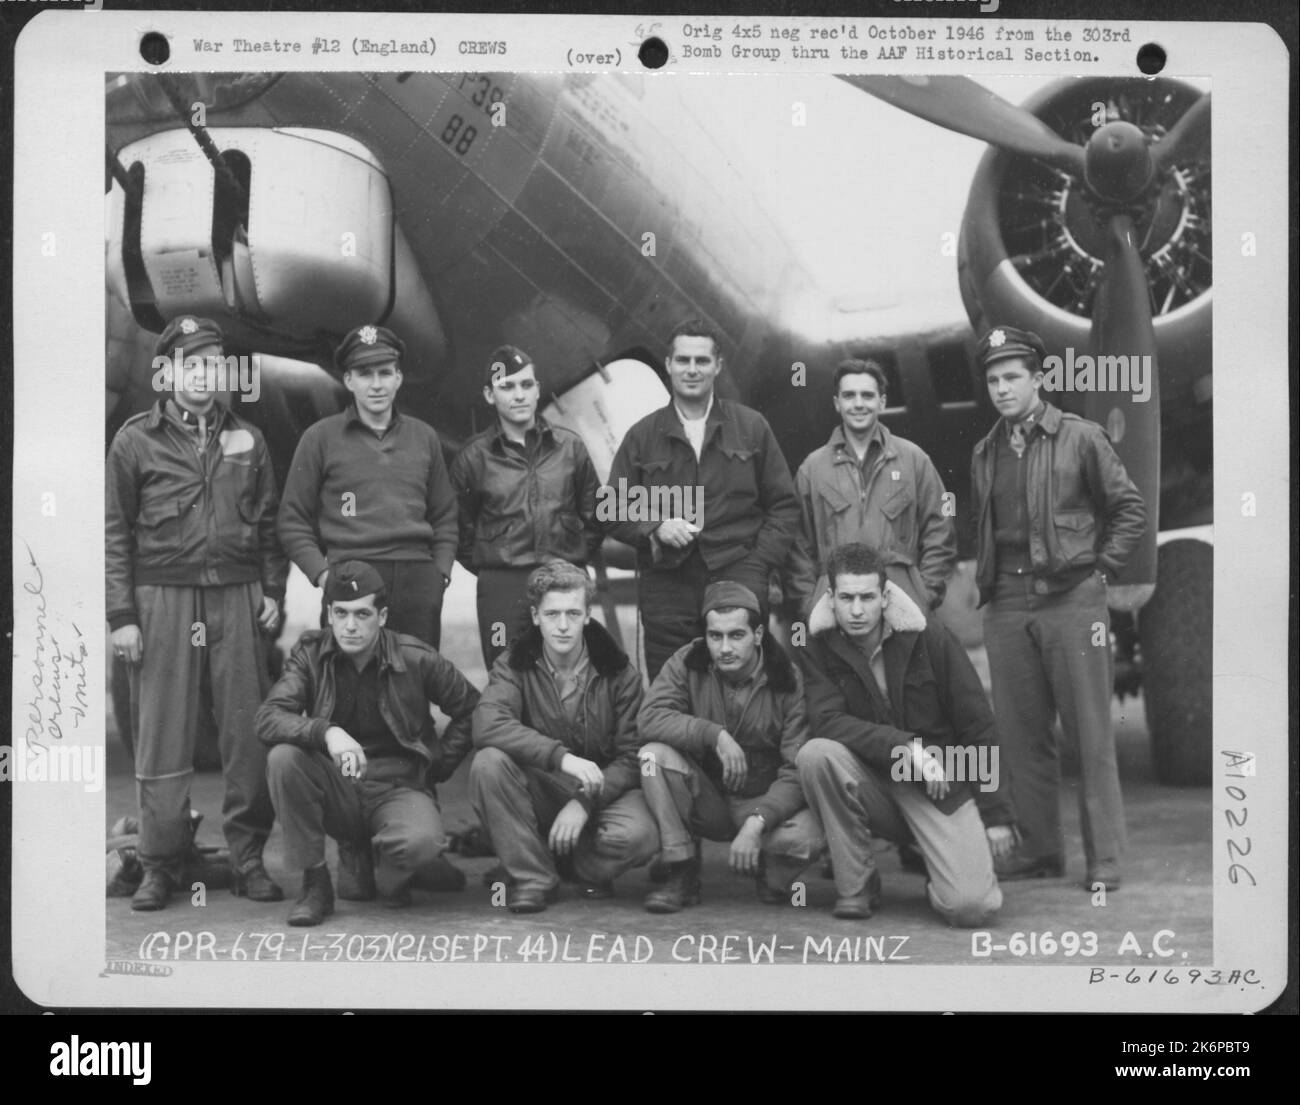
[539,358,668,484]
[541,358,669,571]
[958,76,1214,607]
[958,77,1212,413]
[106,127,447,374]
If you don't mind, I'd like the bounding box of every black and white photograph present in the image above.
[6,8,1291,1016]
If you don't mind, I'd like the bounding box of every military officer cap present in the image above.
[324,560,386,605]
[334,325,406,373]
[701,580,763,618]
[155,316,224,359]
[977,325,1047,371]
[486,344,534,384]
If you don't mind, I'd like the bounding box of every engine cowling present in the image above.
[106,126,448,376]
[958,77,1212,420]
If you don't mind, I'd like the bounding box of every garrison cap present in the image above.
[334,325,406,374]
[486,344,534,383]
[701,581,763,618]
[324,560,386,605]
[155,316,223,360]
[977,326,1047,371]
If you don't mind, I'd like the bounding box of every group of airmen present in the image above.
[106,314,1146,926]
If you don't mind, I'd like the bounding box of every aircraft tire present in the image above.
[1139,540,1213,786]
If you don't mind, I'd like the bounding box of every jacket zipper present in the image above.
[717,666,765,746]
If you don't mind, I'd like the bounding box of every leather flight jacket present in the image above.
[255,627,480,785]
[450,416,601,570]
[971,402,1147,606]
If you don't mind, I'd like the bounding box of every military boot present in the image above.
[644,843,702,914]
[336,839,376,901]
[288,864,335,927]
[130,869,173,912]
[232,862,285,902]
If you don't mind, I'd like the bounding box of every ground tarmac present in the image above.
[104,567,1213,987]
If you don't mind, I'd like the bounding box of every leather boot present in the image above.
[833,868,883,920]
[897,841,928,876]
[336,839,376,901]
[994,850,1064,880]
[131,869,173,912]
[232,862,285,902]
[288,864,335,927]
[644,844,702,914]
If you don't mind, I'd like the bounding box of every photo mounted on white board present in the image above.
[5,7,1291,1014]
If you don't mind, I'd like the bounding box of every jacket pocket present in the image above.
[879,487,914,520]
[545,510,586,561]
[817,484,853,514]
[213,455,261,551]
[1052,509,1097,565]
[479,515,513,541]
[236,469,265,525]
[138,496,184,529]
[879,486,916,549]
[475,514,516,562]
[135,497,187,565]
[815,485,852,548]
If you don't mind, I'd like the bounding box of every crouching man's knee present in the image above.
[929,883,1003,929]
[468,746,520,793]
[596,815,660,865]
[265,744,323,802]
[764,808,825,867]
[266,742,309,779]
[796,737,854,778]
[638,742,690,781]
[374,821,446,875]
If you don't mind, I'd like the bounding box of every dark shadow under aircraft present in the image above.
[104,70,1212,784]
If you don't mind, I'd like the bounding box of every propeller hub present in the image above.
[1084,120,1154,203]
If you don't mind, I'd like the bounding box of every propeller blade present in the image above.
[1150,92,1210,174]
[1083,213,1160,592]
[839,74,1086,176]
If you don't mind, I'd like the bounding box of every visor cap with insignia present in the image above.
[334,325,406,374]
[977,325,1047,372]
[324,560,386,606]
[155,316,224,360]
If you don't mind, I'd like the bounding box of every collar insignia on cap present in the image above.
[350,580,358,592]
[180,318,198,335]
[989,329,1006,348]
[359,326,378,346]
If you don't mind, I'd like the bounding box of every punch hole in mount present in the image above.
[139,32,170,66]
[1136,43,1166,75]
[638,36,669,70]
